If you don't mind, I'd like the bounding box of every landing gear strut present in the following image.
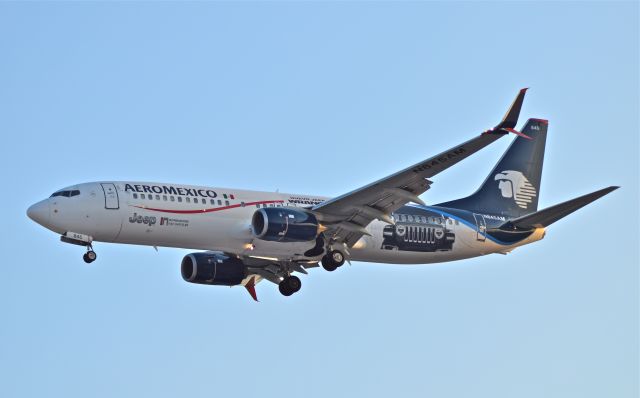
[321,250,345,272]
[278,275,301,296]
[83,246,97,264]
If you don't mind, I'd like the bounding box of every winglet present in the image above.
[496,88,528,130]
[244,276,259,302]
[503,127,531,140]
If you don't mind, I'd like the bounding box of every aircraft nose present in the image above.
[27,200,50,226]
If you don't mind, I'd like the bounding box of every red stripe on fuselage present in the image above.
[132,200,285,214]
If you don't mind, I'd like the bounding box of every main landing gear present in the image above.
[278,275,302,297]
[321,250,345,272]
[83,246,97,264]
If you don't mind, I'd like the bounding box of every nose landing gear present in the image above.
[59,232,97,264]
[83,246,97,264]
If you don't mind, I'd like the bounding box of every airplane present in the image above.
[26,89,618,300]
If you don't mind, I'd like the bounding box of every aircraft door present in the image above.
[101,183,120,209]
[473,213,486,242]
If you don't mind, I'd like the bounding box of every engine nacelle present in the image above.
[181,252,246,286]
[251,207,319,242]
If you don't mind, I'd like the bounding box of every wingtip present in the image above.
[595,186,620,197]
[504,127,532,140]
[495,88,528,130]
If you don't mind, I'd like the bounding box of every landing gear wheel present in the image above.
[321,256,338,272]
[83,250,97,264]
[278,283,291,296]
[321,250,345,271]
[278,275,302,296]
[330,250,345,266]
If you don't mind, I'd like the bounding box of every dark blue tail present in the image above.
[436,118,548,218]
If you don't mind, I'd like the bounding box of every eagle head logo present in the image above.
[494,170,537,209]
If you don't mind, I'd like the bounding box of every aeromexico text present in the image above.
[124,184,218,198]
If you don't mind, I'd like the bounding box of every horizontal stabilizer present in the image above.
[506,186,619,229]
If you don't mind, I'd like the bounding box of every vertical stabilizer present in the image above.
[436,118,548,218]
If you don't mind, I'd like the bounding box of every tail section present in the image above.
[437,118,548,218]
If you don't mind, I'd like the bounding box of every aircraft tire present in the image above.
[321,255,339,272]
[278,282,292,296]
[330,250,345,267]
[83,251,97,264]
[279,276,301,296]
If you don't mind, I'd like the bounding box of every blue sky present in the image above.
[1,2,637,397]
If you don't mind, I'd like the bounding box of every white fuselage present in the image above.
[27,181,545,264]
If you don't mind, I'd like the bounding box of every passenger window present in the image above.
[155,195,160,200]
[141,194,145,199]
[163,195,167,201]
[202,198,206,204]
[170,196,175,202]
[225,200,230,206]
[218,200,222,205]
[133,193,138,199]
[178,197,182,203]
[148,195,153,200]
[210,199,215,205]
[186,197,191,203]
[407,215,413,222]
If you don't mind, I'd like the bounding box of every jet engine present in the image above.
[251,207,319,242]
[181,252,246,286]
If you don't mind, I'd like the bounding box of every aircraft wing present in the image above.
[311,89,529,247]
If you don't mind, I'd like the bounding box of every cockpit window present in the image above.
[50,190,80,198]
